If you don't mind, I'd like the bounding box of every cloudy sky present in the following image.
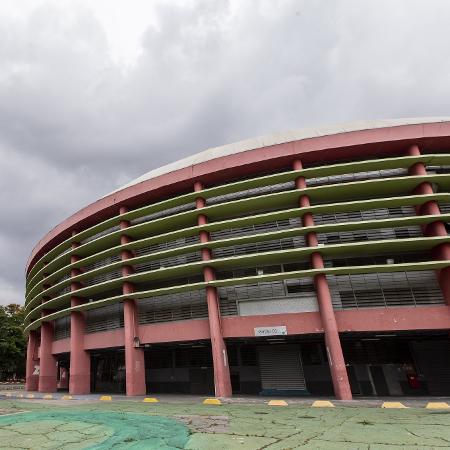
[1,0,450,305]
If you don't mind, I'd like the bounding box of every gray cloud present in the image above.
[1,0,450,305]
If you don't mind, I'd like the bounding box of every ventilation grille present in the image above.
[219,281,287,301]
[427,165,450,174]
[130,202,196,226]
[134,235,199,257]
[304,155,386,168]
[134,252,202,273]
[439,202,450,214]
[314,206,416,226]
[53,273,70,286]
[210,218,301,241]
[217,277,314,303]
[139,290,207,324]
[54,316,70,340]
[328,270,444,309]
[219,298,238,316]
[85,303,124,333]
[306,168,408,187]
[54,285,71,297]
[83,254,121,272]
[83,270,122,287]
[80,226,120,245]
[317,226,422,245]
[51,246,72,262]
[136,274,204,292]
[216,264,311,281]
[140,303,208,324]
[324,252,431,268]
[206,167,292,189]
[138,289,239,324]
[207,182,295,206]
[212,236,305,259]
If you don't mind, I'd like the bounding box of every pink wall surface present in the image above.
[49,306,450,355]
[335,306,450,332]
[84,328,124,350]
[139,319,211,344]
[52,338,70,355]
[222,312,324,337]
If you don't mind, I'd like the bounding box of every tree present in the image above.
[0,304,26,380]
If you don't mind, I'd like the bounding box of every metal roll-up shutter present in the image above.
[258,345,307,395]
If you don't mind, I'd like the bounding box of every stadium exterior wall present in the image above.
[24,119,450,399]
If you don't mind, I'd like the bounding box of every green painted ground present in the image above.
[1,400,450,449]
[0,410,189,449]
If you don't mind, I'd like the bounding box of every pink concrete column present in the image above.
[69,234,91,394]
[25,330,39,391]
[293,159,352,400]
[38,316,57,392]
[194,181,232,397]
[406,144,450,304]
[120,206,146,396]
[38,267,57,392]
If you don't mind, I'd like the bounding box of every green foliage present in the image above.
[0,304,26,380]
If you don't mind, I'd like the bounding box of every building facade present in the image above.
[24,118,450,399]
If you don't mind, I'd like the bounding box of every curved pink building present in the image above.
[25,118,450,399]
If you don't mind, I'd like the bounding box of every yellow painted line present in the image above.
[62,395,73,400]
[312,400,335,408]
[26,394,34,399]
[268,400,288,406]
[426,402,450,409]
[43,394,53,400]
[382,402,408,409]
[143,397,159,403]
[99,395,112,401]
[203,398,222,405]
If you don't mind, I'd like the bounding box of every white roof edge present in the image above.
[110,117,450,195]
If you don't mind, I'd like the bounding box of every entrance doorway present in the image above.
[56,354,70,391]
[145,343,214,395]
[90,349,125,393]
[369,365,390,396]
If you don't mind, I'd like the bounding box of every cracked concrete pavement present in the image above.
[1,399,450,449]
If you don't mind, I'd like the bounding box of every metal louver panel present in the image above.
[80,226,120,245]
[258,345,306,391]
[54,273,70,286]
[134,251,202,273]
[138,290,209,324]
[130,202,196,225]
[83,254,121,271]
[207,181,295,206]
[134,235,199,257]
[317,225,422,245]
[54,285,71,297]
[54,316,70,340]
[212,236,305,259]
[314,206,416,225]
[328,270,444,309]
[210,218,301,241]
[439,202,450,214]
[306,168,408,187]
[86,303,124,333]
[83,269,122,287]
[219,298,238,316]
